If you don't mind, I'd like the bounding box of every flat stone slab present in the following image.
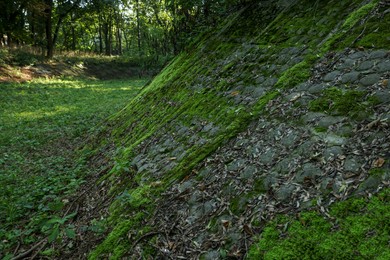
[360,74,381,86]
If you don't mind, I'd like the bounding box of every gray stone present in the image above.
[320,177,333,192]
[256,76,265,84]
[280,64,290,73]
[177,126,190,136]
[348,52,366,59]
[324,146,343,160]
[177,180,195,193]
[274,158,292,174]
[259,148,277,165]
[172,146,187,161]
[296,141,313,156]
[226,159,246,171]
[197,167,211,180]
[290,56,304,65]
[376,61,390,73]
[373,90,390,104]
[295,163,322,182]
[281,131,300,146]
[308,84,327,94]
[337,58,356,70]
[360,74,381,86]
[358,176,381,192]
[288,47,302,56]
[317,116,344,128]
[297,96,312,106]
[340,71,360,83]
[334,124,353,137]
[240,165,258,180]
[202,123,214,132]
[276,184,296,202]
[369,50,388,59]
[324,71,341,82]
[302,112,327,124]
[201,250,220,260]
[264,77,278,87]
[324,134,347,146]
[344,158,360,172]
[296,82,310,91]
[277,54,290,64]
[203,200,217,215]
[263,174,278,191]
[253,87,266,98]
[356,60,375,71]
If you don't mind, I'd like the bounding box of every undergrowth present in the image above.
[0,77,146,258]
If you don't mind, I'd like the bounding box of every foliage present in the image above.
[247,188,390,259]
[0,76,146,256]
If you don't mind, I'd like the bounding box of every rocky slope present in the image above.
[66,0,389,259]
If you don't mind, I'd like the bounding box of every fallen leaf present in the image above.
[372,157,385,168]
[221,219,230,228]
[381,79,388,88]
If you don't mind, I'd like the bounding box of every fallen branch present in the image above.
[11,239,47,260]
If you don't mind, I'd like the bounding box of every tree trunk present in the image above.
[136,0,141,56]
[44,0,54,58]
[98,15,103,54]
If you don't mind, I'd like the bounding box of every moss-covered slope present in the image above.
[71,0,389,259]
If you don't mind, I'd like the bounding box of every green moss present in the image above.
[314,126,328,133]
[368,168,386,177]
[248,189,390,259]
[274,60,312,89]
[308,87,373,120]
[348,2,389,49]
[342,0,379,30]
[88,212,148,260]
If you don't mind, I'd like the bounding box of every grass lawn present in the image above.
[0,77,146,256]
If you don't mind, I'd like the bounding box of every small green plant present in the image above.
[41,213,77,243]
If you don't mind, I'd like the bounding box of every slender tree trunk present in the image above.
[117,27,122,55]
[71,26,76,51]
[44,0,54,58]
[136,0,141,56]
[98,15,103,54]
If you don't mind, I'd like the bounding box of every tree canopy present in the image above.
[0,0,248,58]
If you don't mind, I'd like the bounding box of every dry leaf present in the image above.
[372,157,385,168]
[381,79,388,88]
[221,219,230,228]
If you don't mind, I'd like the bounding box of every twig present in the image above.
[132,231,163,249]
[12,241,21,256]
[11,239,47,260]
[29,240,48,260]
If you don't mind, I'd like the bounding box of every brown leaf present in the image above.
[381,79,388,88]
[230,91,240,96]
[372,157,385,168]
[221,219,230,228]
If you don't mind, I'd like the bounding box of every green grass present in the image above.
[0,77,146,256]
[247,188,390,259]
